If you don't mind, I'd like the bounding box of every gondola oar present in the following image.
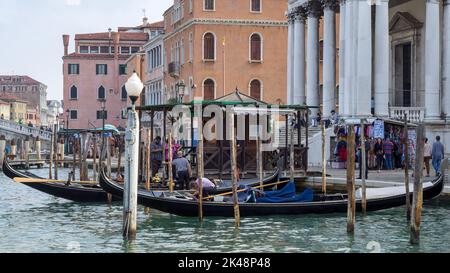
[13,177,98,185]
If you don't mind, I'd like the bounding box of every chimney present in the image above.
[63,35,70,56]
[113,32,120,59]
[143,17,148,26]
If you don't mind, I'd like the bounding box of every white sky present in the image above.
[0,0,172,100]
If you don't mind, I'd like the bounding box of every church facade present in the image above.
[286,0,450,151]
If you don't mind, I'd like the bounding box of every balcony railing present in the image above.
[168,62,180,78]
[389,107,425,123]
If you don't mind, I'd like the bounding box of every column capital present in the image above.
[444,0,450,6]
[306,0,323,18]
[293,6,308,22]
[323,0,340,10]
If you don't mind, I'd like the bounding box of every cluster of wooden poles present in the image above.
[333,113,425,245]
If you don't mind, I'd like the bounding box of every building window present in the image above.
[121,47,130,54]
[250,79,262,100]
[121,86,128,101]
[189,0,193,13]
[96,64,108,75]
[98,86,106,100]
[90,46,99,54]
[70,86,78,100]
[68,64,80,75]
[79,46,89,53]
[251,0,262,12]
[203,79,215,100]
[100,46,110,54]
[97,110,107,120]
[131,47,140,54]
[250,33,262,62]
[70,110,78,120]
[319,40,324,62]
[119,64,127,75]
[189,32,193,62]
[203,32,215,61]
[204,0,215,11]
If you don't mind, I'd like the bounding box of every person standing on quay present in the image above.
[423,138,432,177]
[150,136,163,177]
[383,138,394,170]
[432,136,445,176]
[374,138,384,172]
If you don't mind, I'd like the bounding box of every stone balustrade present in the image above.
[0,119,52,141]
[389,107,425,123]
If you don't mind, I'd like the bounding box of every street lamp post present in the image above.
[123,72,143,239]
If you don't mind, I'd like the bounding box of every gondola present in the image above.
[2,158,278,203]
[2,159,118,203]
[99,168,444,217]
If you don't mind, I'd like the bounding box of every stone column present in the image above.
[323,0,338,119]
[374,0,390,117]
[443,0,450,121]
[293,7,307,105]
[424,0,441,121]
[343,0,353,117]
[306,1,321,118]
[338,0,346,116]
[354,0,372,117]
[287,11,295,105]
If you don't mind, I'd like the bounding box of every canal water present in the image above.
[0,168,449,253]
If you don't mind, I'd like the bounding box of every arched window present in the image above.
[70,85,77,100]
[203,79,215,101]
[203,32,215,60]
[98,86,105,100]
[250,79,262,100]
[250,33,262,61]
[121,86,127,101]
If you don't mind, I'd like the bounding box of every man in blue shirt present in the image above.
[432,136,445,176]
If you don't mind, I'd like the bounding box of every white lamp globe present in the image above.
[125,72,144,104]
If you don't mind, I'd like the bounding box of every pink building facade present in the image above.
[62,19,163,130]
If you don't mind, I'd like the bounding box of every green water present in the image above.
[0,168,449,253]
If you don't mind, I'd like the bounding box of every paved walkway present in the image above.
[308,166,450,196]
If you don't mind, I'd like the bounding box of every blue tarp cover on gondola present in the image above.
[256,182,314,203]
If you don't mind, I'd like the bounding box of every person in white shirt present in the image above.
[189,177,217,199]
[423,138,432,177]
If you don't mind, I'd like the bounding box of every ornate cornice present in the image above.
[306,0,323,18]
[323,0,340,10]
[163,18,288,41]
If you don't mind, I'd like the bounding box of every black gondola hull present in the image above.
[99,169,444,217]
[2,160,118,203]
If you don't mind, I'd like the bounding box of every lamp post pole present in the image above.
[123,72,143,240]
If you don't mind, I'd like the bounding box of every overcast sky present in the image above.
[0,0,172,100]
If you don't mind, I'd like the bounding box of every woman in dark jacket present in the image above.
[374,138,384,172]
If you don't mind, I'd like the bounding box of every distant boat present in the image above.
[99,168,444,218]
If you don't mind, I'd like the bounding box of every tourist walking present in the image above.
[374,138,384,172]
[432,136,445,176]
[424,138,432,177]
[383,138,394,170]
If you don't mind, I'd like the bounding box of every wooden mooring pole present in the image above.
[24,137,30,169]
[0,136,6,168]
[321,121,327,194]
[347,124,356,234]
[168,132,174,192]
[93,137,97,182]
[360,120,367,214]
[49,132,54,179]
[410,123,425,245]
[146,129,151,191]
[35,137,41,161]
[230,112,240,228]
[53,124,59,180]
[404,113,411,220]
[197,106,204,222]
[290,122,295,182]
